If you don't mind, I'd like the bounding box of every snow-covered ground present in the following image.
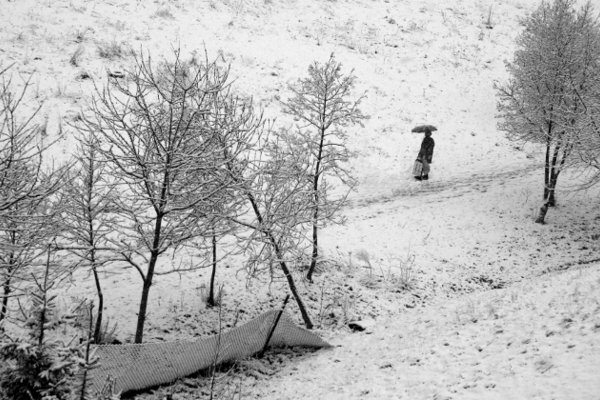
[2,0,600,399]
[244,263,600,400]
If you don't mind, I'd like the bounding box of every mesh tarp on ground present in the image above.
[88,310,330,394]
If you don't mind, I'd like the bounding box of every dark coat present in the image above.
[417,137,435,163]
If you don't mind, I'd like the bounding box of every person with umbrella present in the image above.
[411,125,436,181]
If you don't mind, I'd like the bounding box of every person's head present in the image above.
[424,128,432,137]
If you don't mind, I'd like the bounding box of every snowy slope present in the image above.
[1,0,600,399]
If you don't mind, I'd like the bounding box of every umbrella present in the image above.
[411,124,438,133]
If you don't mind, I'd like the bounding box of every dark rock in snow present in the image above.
[348,321,366,332]
[348,319,375,333]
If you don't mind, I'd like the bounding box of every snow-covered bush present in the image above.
[0,275,76,400]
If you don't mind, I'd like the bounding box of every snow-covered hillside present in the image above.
[1,0,600,399]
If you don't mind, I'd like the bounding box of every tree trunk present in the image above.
[306,207,319,282]
[537,154,560,224]
[91,262,104,344]
[0,277,10,322]
[38,248,52,347]
[547,139,562,208]
[538,135,564,223]
[537,178,556,224]
[543,136,551,203]
[548,170,558,207]
[86,169,105,343]
[275,248,313,329]
[134,272,153,343]
[266,228,313,329]
[0,234,17,323]
[134,211,163,342]
[134,214,163,343]
[307,125,326,282]
[548,190,556,207]
[133,154,167,344]
[536,167,562,224]
[208,230,217,307]
[536,200,550,224]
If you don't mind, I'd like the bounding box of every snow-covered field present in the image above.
[2,0,600,399]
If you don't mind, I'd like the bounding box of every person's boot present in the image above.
[414,176,422,181]
[422,174,429,180]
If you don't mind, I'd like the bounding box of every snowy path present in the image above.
[353,163,542,208]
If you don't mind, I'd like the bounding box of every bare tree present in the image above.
[0,70,61,214]
[78,49,241,343]
[497,0,600,223]
[576,88,600,184]
[60,132,116,343]
[195,81,315,328]
[0,68,66,323]
[222,124,316,328]
[566,4,600,182]
[198,85,264,308]
[0,196,56,324]
[282,54,366,280]
[248,135,316,327]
